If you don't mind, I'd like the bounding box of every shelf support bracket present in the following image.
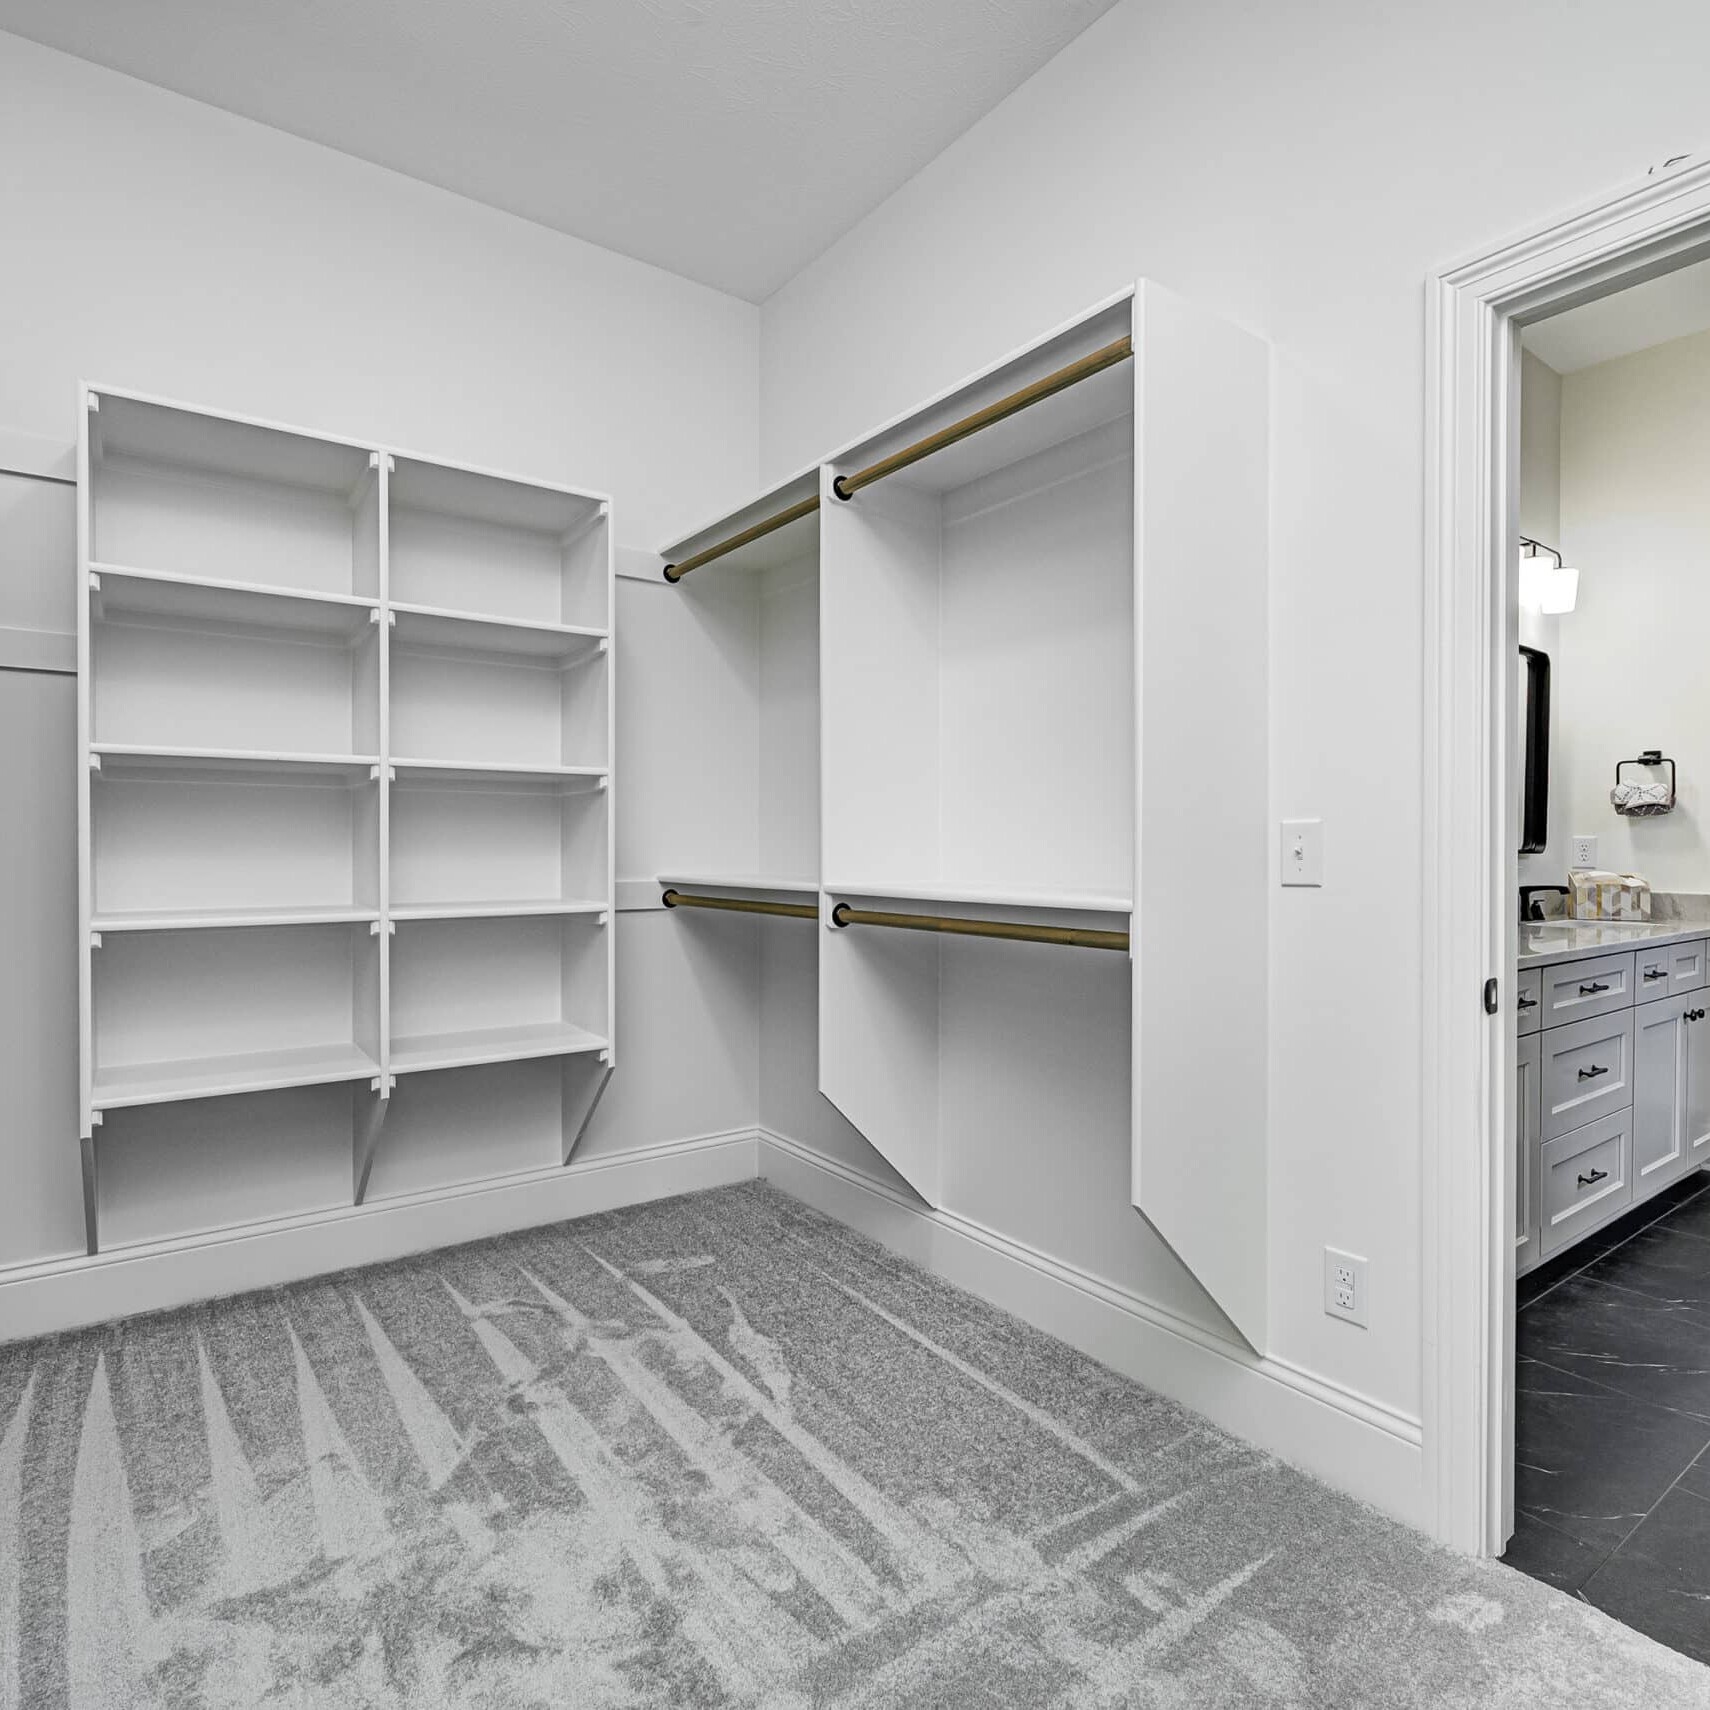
[561,1056,613,1168]
[80,1129,99,1256]
[353,1075,395,1206]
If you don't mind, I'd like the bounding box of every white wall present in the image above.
[1518,350,1566,887]
[0,33,762,1270]
[1554,327,1710,892]
[757,0,1710,1458]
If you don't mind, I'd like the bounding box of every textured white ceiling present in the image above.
[0,0,1116,301]
[1524,256,1710,373]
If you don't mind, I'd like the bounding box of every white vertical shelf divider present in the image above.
[355,449,394,1204]
[75,384,614,1252]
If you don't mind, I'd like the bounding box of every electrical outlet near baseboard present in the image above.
[1324,1247,1369,1327]
[1572,835,1599,870]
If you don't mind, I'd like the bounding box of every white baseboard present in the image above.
[757,1129,1427,1531]
[0,1129,759,1344]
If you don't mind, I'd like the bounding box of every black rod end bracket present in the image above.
[831,475,853,502]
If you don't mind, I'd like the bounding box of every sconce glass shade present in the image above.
[1518,543,1579,615]
[1538,562,1579,615]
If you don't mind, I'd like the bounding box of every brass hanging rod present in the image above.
[832,335,1134,501]
[663,494,821,582]
[830,902,1129,953]
[661,888,818,920]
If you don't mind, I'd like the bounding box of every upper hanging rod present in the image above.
[663,494,821,583]
[832,335,1134,502]
[662,888,818,921]
[830,902,1128,953]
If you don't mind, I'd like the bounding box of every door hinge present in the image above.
[1484,976,1500,1016]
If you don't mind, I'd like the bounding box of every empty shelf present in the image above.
[390,601,607,664]
[90,563,379,640]
[92,744,380,781]
[389,899,608,921]
[93,904,380,933]
[93,1042,381,1110]
[390,1021,607,1076]
[825,879,1133,914]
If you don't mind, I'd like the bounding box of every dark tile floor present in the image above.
[1506,1172,1710,1662]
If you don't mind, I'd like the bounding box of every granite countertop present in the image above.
[1518,918,1710,969]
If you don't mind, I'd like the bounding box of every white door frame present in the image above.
[1423,155,1710,1554]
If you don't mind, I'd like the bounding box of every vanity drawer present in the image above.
[1637,947,1674,997]
[1541,952,1634,1027]
[1540,1009,1634,1140]
[1540,1109,1632,1258]
[1516,967,1543,1036]
[1670,939,1708,997]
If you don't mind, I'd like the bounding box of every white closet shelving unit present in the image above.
[77,387,614,1253]
[655,281,1271,1351]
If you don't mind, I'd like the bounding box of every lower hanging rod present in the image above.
[832,334,1133,501]
[831,902,1128,953]
[664,493,821,582]
[662,888,818,920]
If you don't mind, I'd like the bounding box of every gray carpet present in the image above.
[1,1182,1706,1707]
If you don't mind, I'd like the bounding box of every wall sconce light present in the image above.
[1519,537,1579,615]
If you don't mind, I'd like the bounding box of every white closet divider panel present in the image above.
[78,385,614,1252]
[1130,283,1270,1352]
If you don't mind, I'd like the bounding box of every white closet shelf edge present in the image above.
[388,1021,608,1076]
[92,1042,383,1110]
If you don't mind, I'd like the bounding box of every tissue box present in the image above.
[1568,870,1652,921]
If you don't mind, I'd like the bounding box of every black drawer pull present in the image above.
[1579,981,1610,995]
[1518,995,1538,1009]
[1578,1064,1610,1081]
[1578,1167,1609,1189]
[1645,968,1668,981]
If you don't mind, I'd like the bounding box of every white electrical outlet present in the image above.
[1324,1247,1369,1327]
[1571,835,1599,870]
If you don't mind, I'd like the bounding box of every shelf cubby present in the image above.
[89,393,378,598]
[91,923,382,1110]
[389,914,609,1076]
[389,456,607,630]
[91,594,381,756]
[390,629,607,772]
[91,763,379,921]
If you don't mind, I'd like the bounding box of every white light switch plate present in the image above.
[1280,819,1323,887]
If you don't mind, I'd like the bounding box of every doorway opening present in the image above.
[1426,155,1710,1660]
[1502,260,1710,1659]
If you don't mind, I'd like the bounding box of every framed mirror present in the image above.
[1518,645,1550,855]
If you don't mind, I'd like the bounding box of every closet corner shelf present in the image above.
[389,1021,608,1077]
[387,758,610,790]
[92,1041,382,1111]
[657,873,818,897]
[88,562,380,639]
[388,601,608,665]
[92,905,381,934]
[824,879,1134,915]
[91,744,382,782]
[389,899,609,922]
